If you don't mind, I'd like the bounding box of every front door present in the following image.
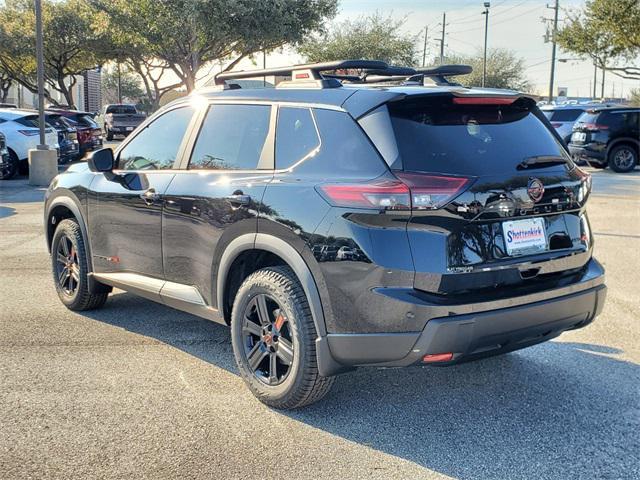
[162,102,275,307]
[89,105,197,278]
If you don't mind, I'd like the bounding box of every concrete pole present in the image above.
[29,0,57,186]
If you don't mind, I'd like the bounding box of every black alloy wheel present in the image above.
[242,293,295,386]
[609,145,637,173]
[55,234,80,296]
[51,218,109,310]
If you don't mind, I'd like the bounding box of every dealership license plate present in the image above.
[572,131,587,142]
[503,217,547,256]
[126,126,134,131]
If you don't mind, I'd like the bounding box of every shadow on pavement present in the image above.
[86,291,639,480]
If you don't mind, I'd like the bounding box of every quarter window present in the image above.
[189,104,271,170]
[118,106,194,170]
[275,107,320,169]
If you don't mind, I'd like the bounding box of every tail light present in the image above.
[581,123,608,132]
[318,173,472,211]
[452,96,516,105]
[551,122,562,129]
[574,166,592,202]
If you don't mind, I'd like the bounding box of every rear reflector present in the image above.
[423,353,454,363]
[452,97,517,105]
[318,173,471,211]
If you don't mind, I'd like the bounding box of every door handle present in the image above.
[140,188,160,205]
[225,193,251,206]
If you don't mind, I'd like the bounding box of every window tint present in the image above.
[106,105,137,114]
[289,109,387,178]
[189,104,271,170]
[118,106,193,170]
[549,109,582,122]
[275,107,320,169]
[389,97,567,175]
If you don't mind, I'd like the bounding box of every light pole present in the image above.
[35,0,46,148]
[482,2,490,88]
[28,0,58,186]
[547,0,559,102]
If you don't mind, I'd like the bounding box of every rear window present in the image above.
[388,96,567,175]
[547,109,583,122]
[106,105,137,114]
[72,114,98,128]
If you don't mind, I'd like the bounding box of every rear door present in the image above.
[162,102,274,308]
[385,95,592,297]
[89,104,196,278]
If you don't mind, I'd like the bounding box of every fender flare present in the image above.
[216,233,350,376]
[45,194,109,294]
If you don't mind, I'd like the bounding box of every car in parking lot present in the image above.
[569,106,640,172]
[0,108,59,179]
[102,104,146,140]
[540,103,615,144]
[45,112,79,164]
[44,61,606,409]
[47,108,103,155]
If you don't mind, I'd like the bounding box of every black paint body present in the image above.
[44,85,606,371]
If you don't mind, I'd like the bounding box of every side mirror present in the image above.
[88,148,115,173]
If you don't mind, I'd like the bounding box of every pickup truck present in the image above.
[102,104,146,140]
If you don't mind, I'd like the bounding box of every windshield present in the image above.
[106,105,137,114]
[389,96,569,175]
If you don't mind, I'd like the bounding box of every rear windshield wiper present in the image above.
[517,155,569,170]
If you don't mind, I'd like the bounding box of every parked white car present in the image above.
[0,109,59,179]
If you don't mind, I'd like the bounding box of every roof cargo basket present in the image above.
[213,60,473,89]
[214,60,388,89]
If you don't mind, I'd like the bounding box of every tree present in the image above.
[570,0,640,55]
[101,65,145,105]
[441,49,531,91]
[0,0,110,107]
[298,13,418,66]
[94,0,338,93]
[556,1,637,98]
[629,88,640,107]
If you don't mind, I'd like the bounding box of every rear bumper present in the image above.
[325,258,606,370]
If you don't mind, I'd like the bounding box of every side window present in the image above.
[189,104,271,170]
[119,106,194,170]
[289,108,387,178]
[275,107,320,169]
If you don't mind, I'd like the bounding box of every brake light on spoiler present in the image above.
[318,173,472,211]
[452,96,517,105]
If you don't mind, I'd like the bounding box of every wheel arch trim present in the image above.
[607,137,640,156]
[216,233,327,337]
[45,194,93,273]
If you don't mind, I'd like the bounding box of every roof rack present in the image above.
[213,60,473,89]
[214,60,388,88]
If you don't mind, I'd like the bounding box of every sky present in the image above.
[225,0,638,99]
[334,0,637,98]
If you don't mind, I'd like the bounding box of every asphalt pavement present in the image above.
[0,165,638,480]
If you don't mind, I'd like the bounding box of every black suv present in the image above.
[569,106,640,172]
[45,61,606,409]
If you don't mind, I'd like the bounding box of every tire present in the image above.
[105,129,113,141]
[51,218,109,311]
[608,144,638,173]
[231,266,334,409]
[586,159,607,169]
[0,150,19,180]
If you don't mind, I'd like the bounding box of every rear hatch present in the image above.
[569,110,602,145]
[386,94,592,299]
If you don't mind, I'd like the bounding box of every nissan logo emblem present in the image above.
[527,178,545,202]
